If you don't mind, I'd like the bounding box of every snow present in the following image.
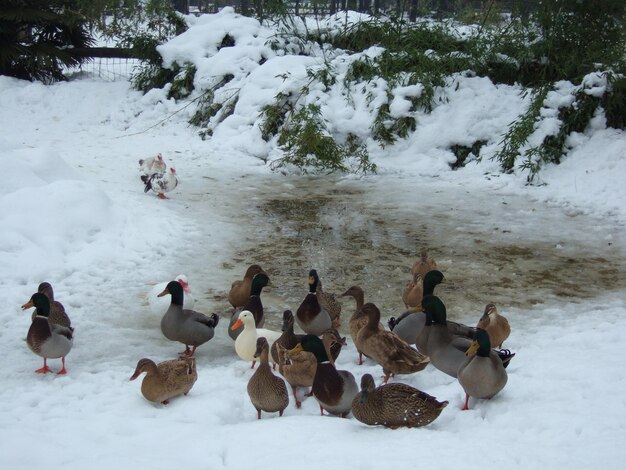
[1,9,626,469]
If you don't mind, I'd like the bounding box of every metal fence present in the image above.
[65,57,141,82]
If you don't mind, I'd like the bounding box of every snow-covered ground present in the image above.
[1,9,626,470]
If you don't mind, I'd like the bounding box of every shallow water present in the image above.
[202,173,626,328]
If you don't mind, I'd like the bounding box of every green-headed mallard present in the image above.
[228,272,270,340]
[296,269,332,336]
[228,264,266,308]
[351,373,448,428]
[21,293,73,374]
[341,285,383,365]
[158,280,220,356]
[356,303,430,383]
[130,356,197,405]
[231,310,282,368]
[25,282,71,328]
[247,337,289,419]
[411,249,438,279]
[388,270,445,345]
[458,328,508,410]
[476,303,511,348]
[296,332,358,417]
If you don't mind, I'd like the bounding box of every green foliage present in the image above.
[169,63,196,100]
[270,104,375,174]
[450,140,487,170]
[0,0,94,82]
[603,72,626,129]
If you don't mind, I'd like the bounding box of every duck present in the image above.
[228,272,269,340]
[476,303,511,348]
[401,272,423,310]
[228,264,266,308]
[24,282,71,328]
[316,277,342,329]
[144,167,178,199]
[148,274,195,316]
[139,153,166,181]
[158,280,220,356]
[129,356,197,405]
[231,310,282,368]
[340,285,384,365]
[458,328,508,410]
[388,270,444,345]
[247,337,289,419]
[276,340,317,409]
[297,332,358,417]
[296,269,332,336]
[356,303,430,383]
[351,373,449,428]
[21,293,73,374]
[271,310,303,364]
[411,249,438,279]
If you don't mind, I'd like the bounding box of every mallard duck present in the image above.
[247,337,289,419]
[458,328,508,410]
[356,303,430,383]
[316,277,342,329]
[148,274,195,316]
[25,282,71,328]
[297,332,358,417]
[21,293,73,374]
[228,272,269,340]
[158,280,220,356]
[296,269,332,336]
[411,249,438,279]
[388,270,444,345]
[351,373,448,428]
[271,310,303,364]
[401,272,423,310]
[228,264,266,308]
[129,356,197,405]
[476,303,511,348]
[277,340,317,409]
[231,310,282,368]
[340,285,384,365]
[144,167,178,199]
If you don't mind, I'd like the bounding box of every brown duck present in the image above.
[25,282,71,328]
[228,264,266,308]
[130,356,197,405]
[356,303,430,383]
[411,249,438,280]
[228,272,270,340]
[247,337,289,419]
[352,373,448,428]
[341,285,384,365]
[271,310,303,364]
[277,341,317,408]
[476,303,511,348]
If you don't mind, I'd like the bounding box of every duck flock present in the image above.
[21,249,515,430]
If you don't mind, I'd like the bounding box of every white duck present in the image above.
[148,274,195,316]
[144,167,178,199]
[139,153,166,180]
[231,310,281,369]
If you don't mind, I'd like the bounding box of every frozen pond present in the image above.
[197,173,626,329]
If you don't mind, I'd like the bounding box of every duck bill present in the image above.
[21,300,33,310]
[288,343,304,355]
[156,287,170,298]
[230,319,243,331]
[465,340,480,357]
[129,369,141,381]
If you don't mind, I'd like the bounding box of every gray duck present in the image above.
[228,264,266,308]
[351,373,448,428]
[247,337,289,419]
[458,328,508,410]
[21,293,73,374]
[130,356,197,405]
[158,280,220,356]
[296,269,333,336]
[228,272,269,340]
[388,270,444,345]
[356,303,430,383]
[298,332,358,417]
